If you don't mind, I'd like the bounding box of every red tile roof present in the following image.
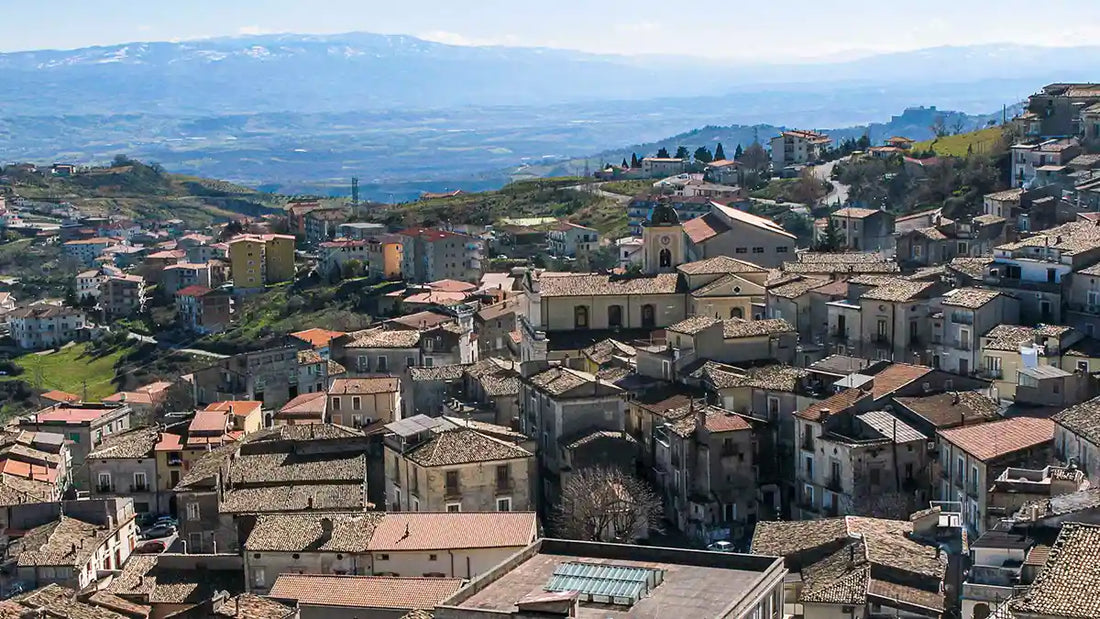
[367,512,537,551]
[103,391,154,405]
[682,212,730,243]
[704,410,753,433]
[329,377,399,395]
[427,279,477,293]
[34,407,115,424]
[206,401,262,418]
[871,364,934,400]
[938,417,1055,461]
[188,409,228,434]
[176,285,213,298]
[291,328,346,348]
[267,574,463,611]
[277,392,327,417]
[40,390,79,404]
[796,389,871,422]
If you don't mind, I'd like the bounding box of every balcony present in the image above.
[826,476,842,492]
[495,478,515,494]
[978,368,1003,380]
[444,487,462,500]
[95,484,113,494]
[167,453,183,466]
[800,437,815,453]
[952,339,974,352]
[130,483,150,493]
[873,334,891,347]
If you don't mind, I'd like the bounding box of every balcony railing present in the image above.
[826,476,842,492]
[130,484,149,493]
[495,478,515,494]
[800,437,815,452]
[95,484,113,494]
[445,487,462,500]
[873,334,891,346]
[952,339,973,351]
[978,368,1004,379]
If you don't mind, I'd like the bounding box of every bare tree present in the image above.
[741,142,770,173]
[930,115,949,138]
[552,466,663,543]
[950,117,967,136]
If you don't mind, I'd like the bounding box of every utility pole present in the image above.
[82,379,88,403]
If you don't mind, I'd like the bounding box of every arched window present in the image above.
[973,603,991,619]
[659,248,672,268]
[608,305,623,328]
[574,306,589,329]
[641,304,656,328]
[730,307,744,319]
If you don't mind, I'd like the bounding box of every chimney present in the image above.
[307,496,314,510]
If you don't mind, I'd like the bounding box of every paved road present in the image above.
[125,332,228,359]
[812,158,851,207]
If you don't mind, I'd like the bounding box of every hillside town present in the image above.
[0,83,1097,618]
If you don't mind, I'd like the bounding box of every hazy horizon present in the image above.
[3,0,1100,61]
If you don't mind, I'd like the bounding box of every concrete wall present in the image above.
[542,293,686,332]
[373,547,523,580]
[246,551,372,594]
[386,446,535,513]
[88,457,158,516]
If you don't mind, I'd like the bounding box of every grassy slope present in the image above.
[1,342,127,400]
[3,163,285,228]
[913,127,1004,157]
[370,177,629,237]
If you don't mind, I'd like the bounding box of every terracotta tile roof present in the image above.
[682,212,730,243]
[667,315,721,335]
[677,255,765,276]
[943,287,1001,309]
[245,511,385,552]
[860,280,937,302]
[833,207,881,219]
[796,388,870,422]
[428,279,477,292]
[867,578,944,612]
[580,339,636,365]
[13,516,116,568]
[408,364,466,382]
[529,367,620,398]
[10,584,131,619]
[33,406,116,424]
[40,390,79,404]
[938,416,1055,461]
[871,363,934,400]
[712,203,796,239]
[894,391,1000,428]
[751,517,848,556]
[102,390,153,406]
[213,594,294,619]
[86,426,160,459]
[1010,523,1100,618]
[344,328,421,349]
[86,590,152,617]
[722,318,794,339]
[403,428,532,467]
[1053,395,1100,445]
[221,484,365,513]
[539,272,681,297]
[799,542,869,605]
[703,409,753,433]
[291,327,346,348]
[277,391,327,417]
[983,325,1036,351]
[998,220,1100,256]
[698,362,807,393]
[329,377,399,395]
[268,574,463,611]
[947,256,994,280]
[367,512,537,551]
[106,555,244,604]
[769,276,830,299]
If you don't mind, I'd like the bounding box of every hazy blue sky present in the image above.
[3,0,1100,59]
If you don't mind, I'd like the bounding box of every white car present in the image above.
[707,540,735,553]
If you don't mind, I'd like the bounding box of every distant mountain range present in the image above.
[0,32,1089,198]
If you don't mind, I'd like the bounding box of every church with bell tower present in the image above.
[642,197,685,274]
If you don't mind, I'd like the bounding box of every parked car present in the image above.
[707,540,735,553]
[134,540,166,554]
[153,515,178,528]
[141,524,176,540]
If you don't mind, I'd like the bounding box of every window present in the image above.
[497,497,512,511]
[406,357,416,367]
[777,246,789,253]
[735,247,747,254]
[378,554,389,561]
[641,304,656,328]
[377,356,388,372]
[332,397,341,411]
[1078,360,1090,372]
[352,396,361,410]
[446,503,461,512]
[358,355,370,372]
[186,502,200,521]
[445,470,460,496]
[574,305,589,328]
[730,307,743,319]
[429,554,438,561]
[608,305,623,328]
[252,567,265,588]
[659,248,672,268]
[97,473,111,492]
[752,247,764,254]
[133,472,147,491]
[767,397,780,417]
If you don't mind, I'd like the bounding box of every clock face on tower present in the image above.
[660,235,671,246]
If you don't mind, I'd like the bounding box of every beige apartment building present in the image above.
[383,415,535,513]
[328,377,401,428]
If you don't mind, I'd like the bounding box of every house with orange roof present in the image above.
[205,400,264,434]
[682,201,796,268]
[274,392,328,426]
[291,327,346,351]
[770,129,831,167]
[39,390,80,405]
[18,403,134,489]
[936,416,1055,536]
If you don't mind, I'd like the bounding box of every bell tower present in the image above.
[642,197,684,274]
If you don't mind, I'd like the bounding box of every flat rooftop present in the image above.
[442,539,782,618]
